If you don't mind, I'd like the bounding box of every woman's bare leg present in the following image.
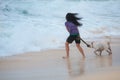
[76,44,85,58]
[63,42,70,59]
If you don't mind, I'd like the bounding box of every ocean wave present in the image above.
[0,0,120,56]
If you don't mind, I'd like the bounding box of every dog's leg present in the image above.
[108,47,112,54]
[99,51,102,56]
[94,50,97,55]
[106,49,112,55]
[94,50,99,56]
[107,42,112,54]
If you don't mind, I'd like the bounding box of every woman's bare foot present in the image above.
[62,56,69,59]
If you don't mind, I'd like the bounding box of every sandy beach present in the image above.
[0,37,120,80]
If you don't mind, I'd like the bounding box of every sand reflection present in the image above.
[65,58,85,77]
[94,55,112,68]
[65,55,112,77]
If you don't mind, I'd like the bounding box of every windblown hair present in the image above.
[66,13,82,27]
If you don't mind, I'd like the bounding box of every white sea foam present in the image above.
[0,0,120,56]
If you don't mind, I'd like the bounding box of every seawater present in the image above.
[0,0,120,56]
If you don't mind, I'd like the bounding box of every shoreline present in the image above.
[0,35,120,58]
[0,36,120,80]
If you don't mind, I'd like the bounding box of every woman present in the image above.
[63,13,85,58]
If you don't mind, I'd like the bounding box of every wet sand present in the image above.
[0,37,120,80]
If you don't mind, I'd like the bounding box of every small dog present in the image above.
[90,40,112,56]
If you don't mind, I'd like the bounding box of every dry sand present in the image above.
[0,37,120,80]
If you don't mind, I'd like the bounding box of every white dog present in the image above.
[90,39,112,56]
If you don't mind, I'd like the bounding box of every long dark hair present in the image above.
[66,13,82,27]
